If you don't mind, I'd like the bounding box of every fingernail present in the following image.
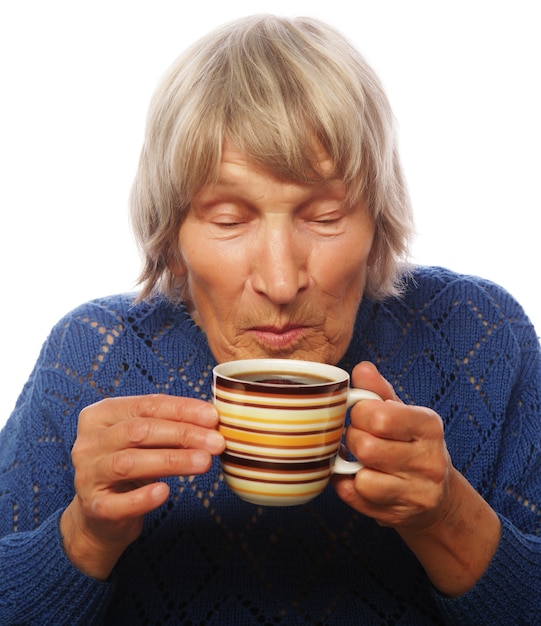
[200,404,219,424]
[151,482,170,502]
[206,429,225,450]
[192,450,211,468]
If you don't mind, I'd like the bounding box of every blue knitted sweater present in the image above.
[1,266,541,625]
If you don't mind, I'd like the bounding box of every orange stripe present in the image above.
[220,425,343,447]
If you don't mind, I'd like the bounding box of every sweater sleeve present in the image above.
[431,282,541,624]
[0,314,114,624]
[0,510,113,625]
[434,516,541,624]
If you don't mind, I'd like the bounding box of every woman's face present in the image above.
[176,143,375,365]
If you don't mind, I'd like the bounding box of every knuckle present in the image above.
[369,400,396,435]
[433,414,445,437]
[91,494,113,520]
[77,397,115,432]
[110,450,135,479]
[125,417,151,444]
[71,433,95,468]
[71,438,84,465]
[161,450,183,473]
[73,469,88,496]
[424,406,444,431]
[358,434,377,457]
[132,394,162,418]
[173,422,193,447]
[168,421,200,450]
[76,404,95,433]
[77,406,90,428]
[345,429,371,463]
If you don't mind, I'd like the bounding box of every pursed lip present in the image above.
[250,324,307,350]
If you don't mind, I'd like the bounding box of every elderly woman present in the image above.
[1,15,540,625]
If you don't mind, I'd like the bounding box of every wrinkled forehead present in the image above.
[195,140,347,202]
[213,136,342,186]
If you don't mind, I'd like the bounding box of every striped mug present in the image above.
[213,358,381,506]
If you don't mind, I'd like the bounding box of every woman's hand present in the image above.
[335,361,451,530]
[60,394,225,580]
[333,362,501,597]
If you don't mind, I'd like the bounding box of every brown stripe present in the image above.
[223,469,328,485]
[221,452,333,472]
[215,378,346,395]
[221,424,342,436]
[221,450,333,462]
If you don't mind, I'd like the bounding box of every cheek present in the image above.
[318,244,371,301]
[178,228,222,287]
[179,222,246,284]
[179,241,247,322]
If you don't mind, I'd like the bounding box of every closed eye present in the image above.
[212,217,247,228]
[306,211,347,234]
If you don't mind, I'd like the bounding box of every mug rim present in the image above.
[213,358,349,387]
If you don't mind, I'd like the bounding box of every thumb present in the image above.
[351,361,399,402]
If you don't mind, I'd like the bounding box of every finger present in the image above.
[78,395,219,432]
[72,419,225,476]
[90,481,171,522]
[333,471,435,528]
[106,416,225,454]
[332,471,388,510]
[368,471,444,511]
[354,467,447,526]
[351,362,399,402]
[350,399,442,443]
[129,394,219,426]
[346,429,422,474]
[92,447,215,486]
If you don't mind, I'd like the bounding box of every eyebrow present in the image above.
[207,171,344,193]
[195,178,347,210]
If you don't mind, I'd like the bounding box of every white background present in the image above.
[1,0,539,428]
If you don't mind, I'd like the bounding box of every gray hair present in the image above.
[130,14,413,302]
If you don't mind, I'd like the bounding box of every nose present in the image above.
[250,222,309,304]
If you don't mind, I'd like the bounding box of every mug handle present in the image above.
[331,387,382,475]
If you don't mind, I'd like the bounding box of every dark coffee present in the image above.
[233,372,334,385]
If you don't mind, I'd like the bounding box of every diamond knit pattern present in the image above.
[1,266,540,625]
